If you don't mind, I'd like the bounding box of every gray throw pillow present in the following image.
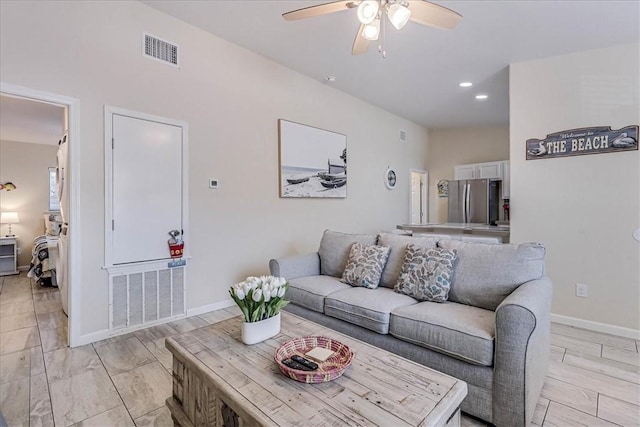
[341,243,391,289]
[318,230,378,277]
[395,244,457,303]
[377,233,439,288]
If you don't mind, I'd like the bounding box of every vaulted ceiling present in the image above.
[144,0,639,129]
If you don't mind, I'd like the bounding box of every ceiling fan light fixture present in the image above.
[387,3,411,30]
[362,19,380,40]
[357,0,380,25]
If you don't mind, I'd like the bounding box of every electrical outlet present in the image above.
[16,247,21,255]
[575,283,588,298]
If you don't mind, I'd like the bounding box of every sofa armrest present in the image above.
[269,253,321,279]
[492,277,552,427]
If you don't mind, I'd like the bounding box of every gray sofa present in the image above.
[269,230,552,426]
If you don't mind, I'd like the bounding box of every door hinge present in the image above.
[112,219,115,230]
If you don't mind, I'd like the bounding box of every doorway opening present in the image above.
[1,82,80,347]
[410,170,428,225]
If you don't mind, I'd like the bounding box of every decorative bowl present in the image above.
[274,336,354,383]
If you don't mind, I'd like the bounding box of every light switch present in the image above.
[209,179,218,189]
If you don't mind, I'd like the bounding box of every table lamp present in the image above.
[0,211,20,237]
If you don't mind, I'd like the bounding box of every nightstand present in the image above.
[0,237,19,276]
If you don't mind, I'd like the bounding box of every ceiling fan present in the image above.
[283,1,462,56]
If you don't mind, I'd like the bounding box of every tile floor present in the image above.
[0,273,242,427]
[1,273,639,426]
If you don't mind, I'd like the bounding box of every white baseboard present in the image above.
[72,300,237,347]
[18,265,30,272]
[186,299,235,317]
[73,313,190,347]
[551,313,640,340]
[74,312,198,347]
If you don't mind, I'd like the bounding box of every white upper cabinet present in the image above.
[477,162,502,179]
[454,164,476,180]
[454,161,504,180]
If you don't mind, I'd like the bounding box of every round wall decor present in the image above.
[385,168,397,190]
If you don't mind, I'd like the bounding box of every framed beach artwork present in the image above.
[278,119,347,198]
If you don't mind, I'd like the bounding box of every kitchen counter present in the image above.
[397,223,510,243]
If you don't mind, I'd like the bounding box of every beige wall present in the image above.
[426,126,509,222]
[0,140,58,267]
[510,44,640,331]
[0,1,429,339]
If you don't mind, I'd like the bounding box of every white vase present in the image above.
[241,313,281,345]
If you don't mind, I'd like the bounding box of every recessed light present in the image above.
[459,82,472,87]
[326,76,337,83]
[475,94,488,100]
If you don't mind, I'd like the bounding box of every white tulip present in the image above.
[263,289,271,302]
[252,288,263,302]
[242,282,252,295]
[277,287,286,298]
[235,288,245,300]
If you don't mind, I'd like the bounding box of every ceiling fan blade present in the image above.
[407,0,462,30]
[283,1,356,21]
[352,25,371,55]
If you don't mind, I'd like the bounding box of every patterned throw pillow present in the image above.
[395,244,457,302]
[341,243,391,289]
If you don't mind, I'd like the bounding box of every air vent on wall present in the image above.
[399,129,407,143]
[143,33,179,67]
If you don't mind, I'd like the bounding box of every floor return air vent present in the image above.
[110,264,185,330]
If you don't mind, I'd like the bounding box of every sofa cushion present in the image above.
[342,243,390,289]
[390,302,495,366]
[287,275,351,313]
[325,287,417,334]
[318,230,378,277]
[395,245,457,303]
[437,240,546,311]
[377,233,438,288]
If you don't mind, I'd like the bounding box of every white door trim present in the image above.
[1,82,81,347]
[409,169,428,224]
[103,105,189,270]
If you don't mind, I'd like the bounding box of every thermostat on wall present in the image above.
[209,179,219,189]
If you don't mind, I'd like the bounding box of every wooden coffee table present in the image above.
[165,311,467,426]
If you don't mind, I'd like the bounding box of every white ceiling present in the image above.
[0,95,65,145]
[144,0,639,129]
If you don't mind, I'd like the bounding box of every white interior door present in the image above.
[112,114,183,264]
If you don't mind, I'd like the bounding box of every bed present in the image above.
[27,214,61,287]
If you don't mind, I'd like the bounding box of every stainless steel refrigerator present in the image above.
[447,179,500,225]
